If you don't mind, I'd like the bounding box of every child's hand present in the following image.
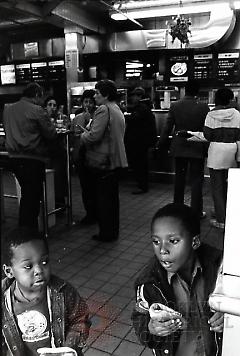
[208,312,224,333]
[148,312,184,337]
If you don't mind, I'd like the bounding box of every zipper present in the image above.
[152,283,168,304]
[214,332,221,356]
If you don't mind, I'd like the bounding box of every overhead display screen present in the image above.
[15,63,31,84]
[217,52,240,82]
[31,62,48,82]
[0,64,16,85]
[193,54,214,80]
[48,60,65,81]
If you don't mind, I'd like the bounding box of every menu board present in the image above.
[0,64,16,85]
[168,55,189,83]
[31,62,48,82]
[217,52,240,82]
[15,63,31,84]
[193,54,214,80]
[48,60,65,81]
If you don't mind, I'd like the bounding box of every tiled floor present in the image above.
[1,172,224,355]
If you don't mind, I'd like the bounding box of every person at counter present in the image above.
[124,87,157,194]
[79,79,128,242]
[3,82,57,228]
[71,89,97,224]
[159,80,209,219]
[203,88,240,229]
[44,96,68,210]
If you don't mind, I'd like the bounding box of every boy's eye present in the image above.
[170,239,180,244]
[152,239,161,245]
[42,259,49,266]
[24,265,32,270]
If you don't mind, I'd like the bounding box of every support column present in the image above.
[64,27,84,113]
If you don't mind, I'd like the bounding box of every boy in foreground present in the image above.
[2,227,90,356]
[132,203,223,356]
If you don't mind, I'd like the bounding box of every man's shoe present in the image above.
[210,219,225,229]
[200,212,207,219]
[132,189,148,195]
[92,234,118,242]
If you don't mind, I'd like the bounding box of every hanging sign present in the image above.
[65,49,79,69]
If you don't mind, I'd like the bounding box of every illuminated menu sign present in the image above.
[15,63,31,84]
[48,60,65,81]
[169,55,189,83]
[193,54,214,80]
[217,52,240,82]
[31,62,48,81]
[0,64,16,85]
[125,60,144,79]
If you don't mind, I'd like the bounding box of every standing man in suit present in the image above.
[159,80,209,219]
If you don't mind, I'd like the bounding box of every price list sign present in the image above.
[48,60,65,81]
[193,54,214,80]
[15,63,31,84]
[217,52,240,82]
[31,62,48,82]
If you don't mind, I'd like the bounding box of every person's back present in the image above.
[4,85,56,159]
[3,83,57,227]
[167,93,209,158]
[159,81,209,218]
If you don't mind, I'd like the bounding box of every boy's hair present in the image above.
[2,227,49,266]
[151,203,200,238]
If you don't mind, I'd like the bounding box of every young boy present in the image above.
[2,227,90,356]
[132,203,223,356]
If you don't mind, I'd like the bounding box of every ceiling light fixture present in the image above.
[110,1,235,20]
[101,0,143,27]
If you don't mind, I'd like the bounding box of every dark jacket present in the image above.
[125,102,157,150]
[160,96,209,158]
[131,244,223,356]
[2,275,90,356]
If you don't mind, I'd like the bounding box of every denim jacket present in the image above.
[131,244,223,356]
[2,275,91,356]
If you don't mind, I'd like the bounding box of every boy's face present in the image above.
[151,216,199,275]
[4,240,50,297]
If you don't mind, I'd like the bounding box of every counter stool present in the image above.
[0,153,54,238]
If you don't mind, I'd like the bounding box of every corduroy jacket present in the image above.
[2,275,91,356]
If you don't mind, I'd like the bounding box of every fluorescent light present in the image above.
[111,2,230,20]
[233,1,240,9]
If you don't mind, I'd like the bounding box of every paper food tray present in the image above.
[37,347,77,356]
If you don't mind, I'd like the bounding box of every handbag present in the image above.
[85,106,111,171]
